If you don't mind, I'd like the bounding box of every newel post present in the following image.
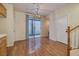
[67,26,71,56]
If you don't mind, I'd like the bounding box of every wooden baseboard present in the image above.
[56,41,67,46]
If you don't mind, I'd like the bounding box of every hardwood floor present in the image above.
[7,37,67,56]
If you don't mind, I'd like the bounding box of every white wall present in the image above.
[48,13,56,41]
[55,4,79,47]
[55,4,79,28]
[41,16,49,37]
[0,3,15,47]
[48,4,79,47]
[14,11,49,41]
[55,16,68,44]
[14,11,26,41]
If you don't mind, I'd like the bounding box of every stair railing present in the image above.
[66,25,79,56]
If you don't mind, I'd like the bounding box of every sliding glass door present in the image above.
[28,16,41,53]
[29,19,41,36]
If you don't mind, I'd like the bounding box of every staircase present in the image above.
[66,25,79,56]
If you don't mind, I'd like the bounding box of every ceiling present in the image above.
[14,3,67,16]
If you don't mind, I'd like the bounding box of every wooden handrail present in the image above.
[67,25,79,56]
[70,25,79,31]
[66,25,79,32]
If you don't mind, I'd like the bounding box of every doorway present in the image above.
[27,16,41,53]
[28,16,41,38]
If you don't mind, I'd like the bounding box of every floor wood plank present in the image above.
[7,37,67,56]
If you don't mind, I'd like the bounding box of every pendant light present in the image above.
[33,3,41,19]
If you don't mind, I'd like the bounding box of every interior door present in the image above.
[56,16,68,44]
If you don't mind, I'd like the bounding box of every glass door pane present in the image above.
[33,20,41,35]
[29,20,32,36]
[28,19,41,36]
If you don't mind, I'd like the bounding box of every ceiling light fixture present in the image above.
[33,3,41,19]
